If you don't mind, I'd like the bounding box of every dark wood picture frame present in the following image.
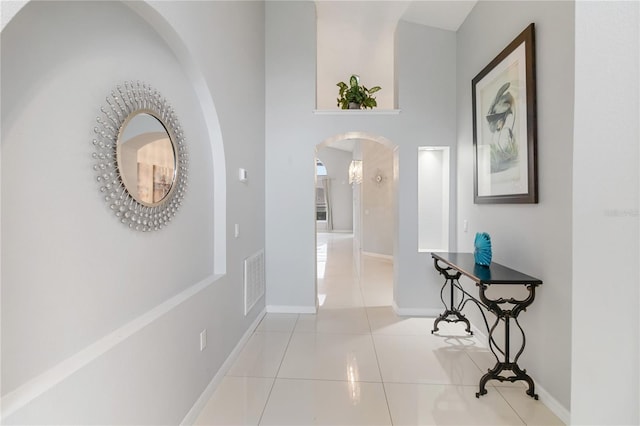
[472,23,538,204]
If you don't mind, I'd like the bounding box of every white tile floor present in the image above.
[195,233,564,425]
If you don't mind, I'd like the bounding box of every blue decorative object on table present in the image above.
[474,232,492,266]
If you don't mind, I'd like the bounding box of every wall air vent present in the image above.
[244,250,265,315]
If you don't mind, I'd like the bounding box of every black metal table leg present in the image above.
[475,283,538,399]
[432,259,473,335]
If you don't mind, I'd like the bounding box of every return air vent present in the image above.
[244,250,265,315]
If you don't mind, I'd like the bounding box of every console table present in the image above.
[430,252,542,399]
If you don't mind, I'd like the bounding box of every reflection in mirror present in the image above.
[117,112,176,207]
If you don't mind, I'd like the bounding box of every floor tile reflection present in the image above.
[385,383,526,425]
[195,233,564,425]
[260,379,391,426]
[226,332,291,378]
[278,332,381,381]
[194,377,273,425]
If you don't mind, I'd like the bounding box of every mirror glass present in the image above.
[117,112,176,207]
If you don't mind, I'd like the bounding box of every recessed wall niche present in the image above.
[418,146,450,252]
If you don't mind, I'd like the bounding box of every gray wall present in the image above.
[456,0,575,413]
[265,2,458,313]
[362,141,394,256]
[1,1,265,423]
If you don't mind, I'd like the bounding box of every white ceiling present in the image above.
[315,1,477,34]
[400,1,477,31]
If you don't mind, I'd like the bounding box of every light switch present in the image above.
[238,168,248,182]
[234,223,240,238]
[200,329,207,351]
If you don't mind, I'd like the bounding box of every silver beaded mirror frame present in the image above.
[93,81,188,231]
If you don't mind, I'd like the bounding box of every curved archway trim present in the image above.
[316,131,397,151]
[124,1,227,275]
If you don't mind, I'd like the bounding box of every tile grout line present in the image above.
[493,386,529,426]
[370,335,395,426]
[255,314,299,426]
[317,235,395,424]
[460,339,529,425]
[359,267,395,425]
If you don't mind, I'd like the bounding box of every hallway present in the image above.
[195,233,563,425]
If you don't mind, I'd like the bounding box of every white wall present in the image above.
[316,147,353,231]
[266,1,457,313]
[572,1,639,424]
[456,0,575,415]
[316,1,408,109]
[362,141,394,256]
[352,142,363,275]
[1,1,265,423]
[418,147,450,252]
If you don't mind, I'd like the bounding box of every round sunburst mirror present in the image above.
[92,81,188,231]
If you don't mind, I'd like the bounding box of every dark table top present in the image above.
[431,252,543,285]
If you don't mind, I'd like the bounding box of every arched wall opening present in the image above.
[315,132,398,307]
[1,0,227,275]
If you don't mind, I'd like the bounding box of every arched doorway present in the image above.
[315,132,398,309]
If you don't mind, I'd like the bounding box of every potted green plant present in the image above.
[336,75,381,110]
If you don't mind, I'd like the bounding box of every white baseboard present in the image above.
[534,381,571,425]
[180,307,267,426]
[392,302,441,317]
[469,324,570,424]
[362,251,393,262]
[266,305,317,314]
